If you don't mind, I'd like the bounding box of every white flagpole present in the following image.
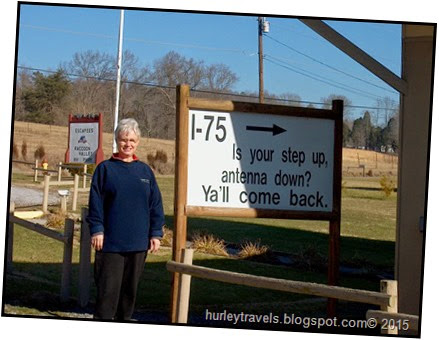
[113,9,124,153]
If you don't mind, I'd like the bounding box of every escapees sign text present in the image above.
[187,110,335,212]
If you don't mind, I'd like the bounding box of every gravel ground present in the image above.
[10,185,61,208]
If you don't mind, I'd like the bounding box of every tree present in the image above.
[117,51,154,134]
[149,51,239,139]
[61,50,152,131]
[381,116,399,152]
[351,117,366,148]
[343,121,351,147]
[21,70,71,124]
[65,50,114,79]
[277,92,302,106]
[321,94,353,121]
[14,67,33,121]
[120,50,152,84]
[368,126,383,151]
[321,94,355,149]
[150,51,202,139]
[375,96,399,126]
[61,50,116,129]
[202,63,238,92]
[362,111,372,148]
[120,82,158,138]
[347,111,383,149]
[153,51,204,89]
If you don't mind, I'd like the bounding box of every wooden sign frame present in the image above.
[171,84,343,321]
[65,113,104,165]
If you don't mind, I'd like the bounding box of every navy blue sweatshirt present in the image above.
[87,157,165,252]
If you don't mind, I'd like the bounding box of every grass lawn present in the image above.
[3,174,396,327]
[158,175,396,269]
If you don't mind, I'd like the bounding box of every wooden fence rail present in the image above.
[7,206,74,302]
[167,260,391,307]
[12,159,90,188]
[39,174,82,213]
[12,160,35,165]
[167,250,418,334]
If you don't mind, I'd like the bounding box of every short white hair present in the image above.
[115,118,141,140]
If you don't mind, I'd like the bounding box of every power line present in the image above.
[21,24,252,55]
[264,54,387,101]
[17,65,169,88]
[264,34,399,95]
[271,20,401,69]
[264,57,374,100]
[17,65,397,112]
[127,37,250,55]
[21,24,115,40]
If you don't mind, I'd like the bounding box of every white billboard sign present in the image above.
[69,122,99,163]
[187,110,335,212]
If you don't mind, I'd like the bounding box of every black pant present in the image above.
[93,251,147,320]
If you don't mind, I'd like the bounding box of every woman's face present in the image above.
[117,130,139,160]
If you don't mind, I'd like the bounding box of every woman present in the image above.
[87,118,165,321]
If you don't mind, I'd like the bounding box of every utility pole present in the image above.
[113,9,124,153]
[258,17,269,104]
[258,17,264,103]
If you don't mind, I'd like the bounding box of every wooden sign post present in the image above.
[171,84,343,322]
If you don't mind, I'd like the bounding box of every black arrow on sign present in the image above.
[246,124,286,136]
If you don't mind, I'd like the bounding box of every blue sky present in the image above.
[17,3,403,123]
[1,2,439,340]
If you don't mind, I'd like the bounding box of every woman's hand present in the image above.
[149,238,161,253]
[91,234,104,251]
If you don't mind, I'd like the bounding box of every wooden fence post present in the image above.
[176,249,194,324]
[34,159,39,182]
[60,218,74,303]
[72,174,79,211]
[82,164,87,189]
[58,162,62,182]
[381,280,398,335]
[7,202,15,273]
[171,84,190,322]
[78,207,91,307]
[42,175,50,213]
[60,195,67,213]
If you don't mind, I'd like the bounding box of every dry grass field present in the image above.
[11,121,176,173]
[343,148,398,176]
[10,121,398,176]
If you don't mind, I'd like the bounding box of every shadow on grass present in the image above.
[3,214,393,336]
[3,256,383,336]
[180,215,395,270]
